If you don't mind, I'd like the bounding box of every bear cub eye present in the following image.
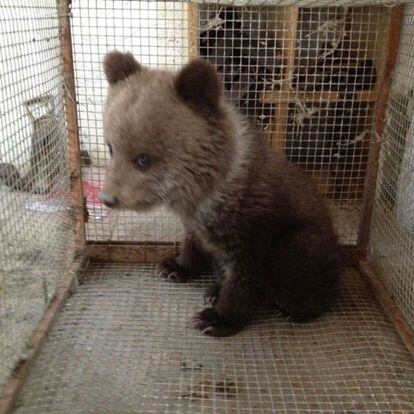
[135,154,152,170]
[107,144,113,157]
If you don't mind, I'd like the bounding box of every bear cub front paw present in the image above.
[204,284,221,305]
[157,258,189,283]
[191,308,244,337]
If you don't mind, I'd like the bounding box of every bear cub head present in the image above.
[100,51,237,213]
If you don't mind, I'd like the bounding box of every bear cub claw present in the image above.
[157,258,189,283]
[204,284,221,305]
[191,307,243,337]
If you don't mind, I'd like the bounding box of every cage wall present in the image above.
[0,1,414,412]
[369,4,414,330]
[71,0,188,244]
[71,1,391,247]
[0,1,77,391]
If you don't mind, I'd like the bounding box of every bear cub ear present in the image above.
[103,51,141,85]
[174,59,223,115]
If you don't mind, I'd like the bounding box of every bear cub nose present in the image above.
[99,192,118,207]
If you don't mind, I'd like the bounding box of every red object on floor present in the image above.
[82,180,104,208]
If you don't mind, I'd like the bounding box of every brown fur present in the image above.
[101,51,344,336]
[103,51,142,85]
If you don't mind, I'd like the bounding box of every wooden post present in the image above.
[58,0,85,251]
[188,3,198,59]
[357,5,405,258]
[270,7,298,154]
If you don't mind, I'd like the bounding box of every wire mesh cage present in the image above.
[0,0,77,400]
[72,3,388,246]
[0,0,414,413]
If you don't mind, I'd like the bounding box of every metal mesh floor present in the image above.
[13,264,414,413]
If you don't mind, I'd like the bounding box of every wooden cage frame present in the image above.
[0,2,413,413]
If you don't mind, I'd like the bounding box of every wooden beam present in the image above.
[85,243,179,263]
[58,0,85,250]
[270,7,298,154]
[262,89,378,104]
[86,242,357,265]
[357,5,405,257]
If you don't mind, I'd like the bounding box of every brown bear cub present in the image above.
[100,51,343,337]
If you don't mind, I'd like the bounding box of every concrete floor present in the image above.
[0,185,76,390]
[12,264,414,414]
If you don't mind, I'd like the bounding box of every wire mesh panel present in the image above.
[71,0,189,243]
[71,1,390,246]
[198,5,388,245]
[369,4,414,330]
[0,1,76,390]
[12,264,414,413]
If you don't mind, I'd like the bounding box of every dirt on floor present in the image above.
[0,185,76,390]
